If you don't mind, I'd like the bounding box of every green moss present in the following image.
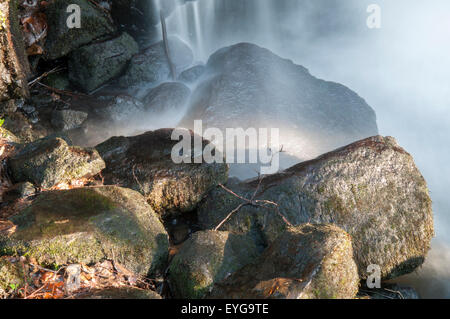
[169,258,211,299]
[0,258,27,297]
[1,187,169,276]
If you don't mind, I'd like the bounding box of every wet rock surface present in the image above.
[119,36,193,88]
[181,43,378,157]
[95,95,146,124]
[68,32,139,92]
[0,186,169,276]
[51,109,88,131]
[359,283,420,299]
[96,128,228,216]
[208,224,359,299]
[168,230,262,299]
[142,82,191,114]
[8,136,105,189]
[198,136,434,279]
[178,65,206,84]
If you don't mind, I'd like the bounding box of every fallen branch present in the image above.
[160,10,176,80]
[215,176,293,231]
[28,66,64,87]
[36,81,89,98]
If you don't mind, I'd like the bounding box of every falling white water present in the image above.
[151,0,286,62]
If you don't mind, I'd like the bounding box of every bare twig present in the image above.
[132,165,144,193]
[215,171,293,231]
[28,66,64,87]
[214,203,251,231]
[36,81,89,97]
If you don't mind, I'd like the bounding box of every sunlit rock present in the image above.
[209,224,359,299]
[96,128,228,216]
[0,186,169,276]
[198,136,434,279]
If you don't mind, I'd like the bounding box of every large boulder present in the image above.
[44,0,117,60]
[8,136,105,189]
[209,224,359,299]
[168,230,262,299]
[0,186,169,276]
[198,136,434,279]
[142,82,191,114]
[68,32,139,92]
[181,43,379,160]
[0,0,30,103]
[119,36,193,88]
[96,128,228,216]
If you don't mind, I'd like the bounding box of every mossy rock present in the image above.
[198,136,434,280]
[8,136,105,189]
[68,32,139,92]
[209,224,359,299]
[118,36,193,88]
[96,129,228,217]
[168,230,262,299]
[44,0,116,59]
[0,186,169,276]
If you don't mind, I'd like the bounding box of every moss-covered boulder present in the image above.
[0,257,28,298]
[209,224,359,299]
[68,32,139,92]
[44,0,116,60]
[168,230,262,299]
[198,136,434,279]
[119,36,193,88]
[80,287,162,299]
[8,137,105,189]
[0,186,169,276]
[96,129,228,217]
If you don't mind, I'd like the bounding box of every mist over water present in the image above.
[146,0,450,297]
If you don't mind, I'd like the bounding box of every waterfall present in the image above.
[162,0,218,62]
[151,0,291,62]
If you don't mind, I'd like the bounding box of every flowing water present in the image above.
[145,0,450,298]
